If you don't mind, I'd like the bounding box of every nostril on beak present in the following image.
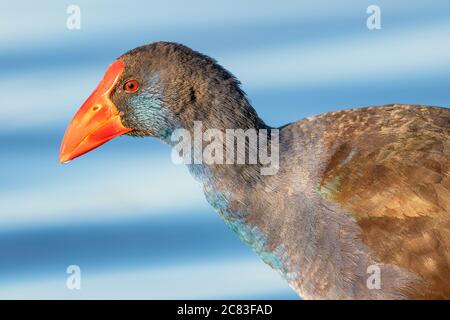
[92,105,101,112]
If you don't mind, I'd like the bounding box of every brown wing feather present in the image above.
[318,104,450,299]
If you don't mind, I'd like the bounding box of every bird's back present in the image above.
[279,104,450,299]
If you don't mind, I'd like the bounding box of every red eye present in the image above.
[123,80,139,93]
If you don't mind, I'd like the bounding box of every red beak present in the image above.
[59,60,132,163]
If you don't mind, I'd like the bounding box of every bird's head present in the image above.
[59,42,261,164]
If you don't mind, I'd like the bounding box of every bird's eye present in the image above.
[123,80,139,93]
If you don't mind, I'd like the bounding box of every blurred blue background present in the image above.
[1,0,450,299]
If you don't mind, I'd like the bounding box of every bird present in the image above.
[59,42,450,299]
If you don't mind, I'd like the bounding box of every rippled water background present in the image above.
[1,0,449,299]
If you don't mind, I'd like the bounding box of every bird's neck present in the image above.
[176,104,288,279]
[166,92,279,187]
[173,101,280,198]
[161,89,293,279]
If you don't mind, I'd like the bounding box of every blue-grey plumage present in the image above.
[60,42,450,299]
